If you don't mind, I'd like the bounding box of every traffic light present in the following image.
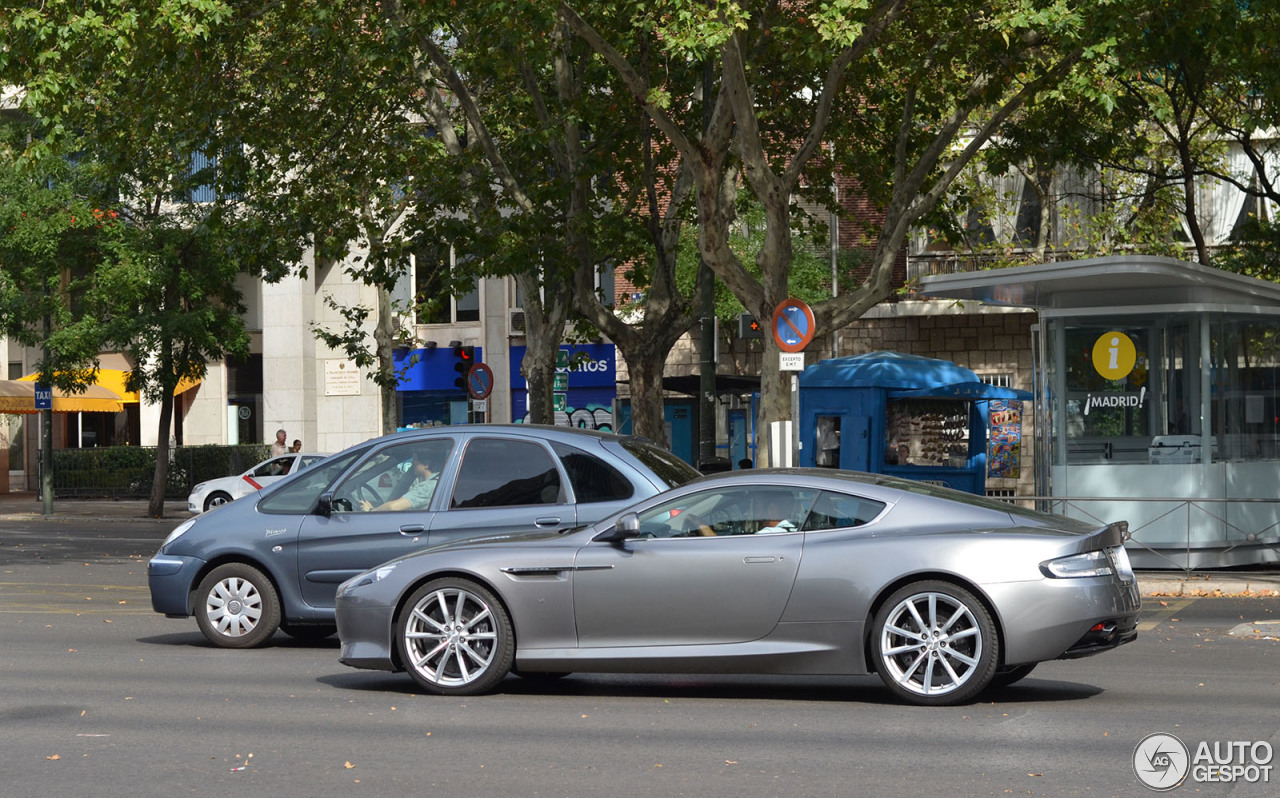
[739,312,762,339]
[452,345,474,391]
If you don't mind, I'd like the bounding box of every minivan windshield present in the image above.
[258,447,368,514]
[618,439,701,488]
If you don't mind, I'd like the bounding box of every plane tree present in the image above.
[563,0,1143,463]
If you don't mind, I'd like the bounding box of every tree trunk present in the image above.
[522,332,557,425]
[148,391,173,518]
[374,285,398,434]
[621,345,668,446]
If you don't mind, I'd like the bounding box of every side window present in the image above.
[551,442,634,503]
[258,449,367,515]
[630,488,816,538]
[451,438,563,508]
[331,438,454,514]
[802,490,886,532]
[254,456,295,477]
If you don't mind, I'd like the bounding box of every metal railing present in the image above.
[48,444,271,499]
[992,493,1280,573]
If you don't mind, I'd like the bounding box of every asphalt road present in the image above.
[1,516,1278,797]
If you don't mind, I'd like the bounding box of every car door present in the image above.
[571,487,812,647]
[293,437,456,608]
[427,436,578,547]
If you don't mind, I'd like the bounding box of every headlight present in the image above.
[1041,549,1115,579]
[190,482,209,495]
[354,563,398,589]
[162,517,198,548]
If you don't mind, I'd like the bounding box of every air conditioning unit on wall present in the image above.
[509,308,526,336]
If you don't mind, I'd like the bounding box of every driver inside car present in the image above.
[754,493,799,534]
[360,449,440,512]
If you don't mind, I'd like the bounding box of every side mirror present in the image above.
[596,512,640,543]
[317,492,335,517]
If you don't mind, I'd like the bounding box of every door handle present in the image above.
[534,517,562,527]
[744,556,777,564]
[399,524,426,535]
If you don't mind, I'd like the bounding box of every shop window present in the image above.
[1060,326,1151,464]
[815,416,841,468]
[886,399,971,467]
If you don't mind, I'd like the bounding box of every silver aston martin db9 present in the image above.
[334,469,1139,706]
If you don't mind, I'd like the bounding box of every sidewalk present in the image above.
[1,492,1278,596]
[0,491,189,524]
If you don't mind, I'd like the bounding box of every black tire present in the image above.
[989,663,1037,689]
[870,580,998,706]
[194,563,281,649]
[204,491,233,512]
[396,578,514,696]
[280,624,337,642]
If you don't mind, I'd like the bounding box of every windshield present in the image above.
[257,447,368,514]
[618,439,701,488]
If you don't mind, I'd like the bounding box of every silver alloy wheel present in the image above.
[205,492,232,511]
[205,574,264,638]
[878,590,984,697]
[402,586,500,688]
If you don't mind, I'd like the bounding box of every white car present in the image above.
[188,452,329,513]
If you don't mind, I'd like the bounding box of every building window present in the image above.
[414,243,479,324]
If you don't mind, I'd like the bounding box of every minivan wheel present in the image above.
[194,563,281,648]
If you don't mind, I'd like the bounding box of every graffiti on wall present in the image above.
[519,404,614,432]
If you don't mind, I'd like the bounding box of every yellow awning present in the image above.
[0,379,124,414]
[18,369,201,405]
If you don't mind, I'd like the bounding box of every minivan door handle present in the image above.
[399,524,426,535]
[534,517,562,527]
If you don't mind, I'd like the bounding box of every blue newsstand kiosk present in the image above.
[797,352,1030,495]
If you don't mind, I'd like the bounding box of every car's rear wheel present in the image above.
[194,563,281,648]
[871,580,998,705]
[204,491,233,512]
[989,663,1037,689]
[397,578,514,696]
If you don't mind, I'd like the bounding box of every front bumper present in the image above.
[148,554,206,617]
[335,596,398,672]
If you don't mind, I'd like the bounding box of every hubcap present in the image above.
[403,588,498,687]
[879,591,982,696]
[205,577,262,638]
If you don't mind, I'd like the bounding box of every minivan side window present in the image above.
[551,442,634,503]
[451,438,563,508]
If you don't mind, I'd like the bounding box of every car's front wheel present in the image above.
[397,578,513,696]
[194,563,281,648]
[871,580,998,705]
[203,491,233,512]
